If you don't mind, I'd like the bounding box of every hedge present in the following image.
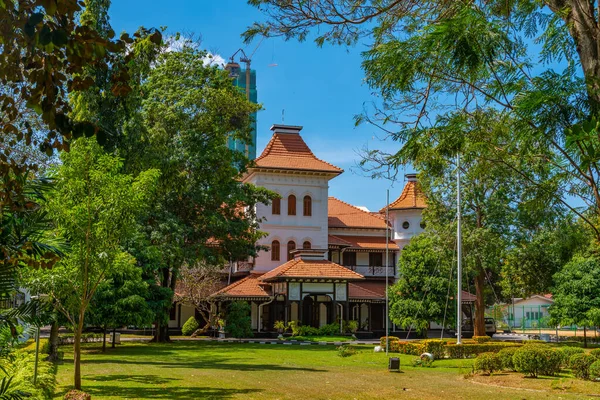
[497,347,518,371]
[474,352,501,375]
[445,342,522,359]
[570,353,596,380]
[558,346,584,368]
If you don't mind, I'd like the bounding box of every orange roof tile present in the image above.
[382,178,427,212]
[328,197,389,229]
[349,281,386,299]
[253,126,343,174]
[213,273,271,298]
[338,235,399,250]
[328,234,352,247]
[259,259,364,282]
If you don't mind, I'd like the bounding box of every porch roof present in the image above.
[336,235,400,251]
[259,259,364,282]
[212,273,271,299]
[349,281,386,299]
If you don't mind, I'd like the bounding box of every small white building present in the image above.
[492,295,554,329]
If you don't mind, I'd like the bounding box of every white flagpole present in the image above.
[456,154,463,345]
[385,189,390,355]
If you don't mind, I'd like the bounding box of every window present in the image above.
[303,195,312,216]
[271,240,280,261]
[272,197,281,215]
[402,221,410,229]
[342,251,356,266]
[369,252,383,267]
[303,241,311,249]
[287,240,296,261]
[288,195,296,215]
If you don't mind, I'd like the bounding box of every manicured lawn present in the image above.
[53,341,599,399]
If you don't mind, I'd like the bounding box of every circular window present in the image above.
[420,221,426,229]
[402,221,410,229]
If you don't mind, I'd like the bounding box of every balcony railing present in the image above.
[232,261,254,273]
[344,265,395,277]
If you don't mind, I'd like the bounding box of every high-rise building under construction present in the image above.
[225,62,257,160]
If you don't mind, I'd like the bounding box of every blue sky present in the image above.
[109,0,411,211]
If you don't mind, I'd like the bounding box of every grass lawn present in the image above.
[53,341,600,399]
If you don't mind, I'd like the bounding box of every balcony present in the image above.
[345,265,395,277]
[231,261,254,273]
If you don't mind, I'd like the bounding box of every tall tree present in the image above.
[244,0,600,240]
[550,255,600,347]
[35,138,158,389]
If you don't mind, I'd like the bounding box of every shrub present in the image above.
[590,348,600,360]
[274,320,286,332]
[559,346,585,367]
[513,345,547,378]
[1,351,56,399]
[412,355,433,367]
[289,321,300,336]
[445,343,522,359]
[225,301,253,338]
[181,317,199,336]
[589,360,600,380]
[497,347,518,371]
[380,336,400,347]
[422,340,446,359]
[570,353,596,380]
[474,352,501,375]
[346,320,359,334]
[318,323,339,336]
[399,342,425,356]
[473,336,491,344]
[297,325,319,336]
[64,389,91,400]
[337,345,357,357]
[540,349,563,376]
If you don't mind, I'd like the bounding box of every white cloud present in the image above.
[202,52,226,67]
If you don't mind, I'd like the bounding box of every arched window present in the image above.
[288,195,296,215]
[287,240,296,261]
[271,240,280,261]
[303,195,312,216]
[272,197,281,215]
[303,241,311,249]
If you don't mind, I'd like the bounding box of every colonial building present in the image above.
[168,124,428,337]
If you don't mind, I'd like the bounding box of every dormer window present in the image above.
[303,195,312,216]
[288,195,296,215]
[272,197,281,215]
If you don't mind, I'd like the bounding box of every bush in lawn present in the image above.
[540,349,563,376]
[513,345,548,378]
[590,348,600,360]
[298,325,319,336]
[181,317,200,336]
[559,346,585,367]
[380,336,400,352]
[422,339,446,359]
[225,301,253,338]
[570,353,596,379]
[399,342,425,355]
[337,345,357,357]
[473,336,491,344]
[497,347,518,371]
[589,360,600,380]
[318,322,339,336]
[474,352,501,375]
[445,343,521,359]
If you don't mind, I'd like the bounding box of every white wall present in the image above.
[247,172,331,272]
[390,209,424,248]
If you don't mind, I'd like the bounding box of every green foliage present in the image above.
[589,360,600,381]
[297,326,319,336]
[336,345,356,358]
[345,320,358,334]
[558,347,585,367]
[412,355,433,367]
[389,235,454,333]
[473,336,491,344]
[497,347,518,371]
[569,353,595,380]
[421,340,446,359]
[318,323,340,336]
[590,348,600,360]
[0,351,56,399]
[513,345,561,378]
[181,317,200,337]
[474,352,501,375]
[225,302,252,338]
[445,343,522,359]
[273,321,286,332]
[550,256,600,331]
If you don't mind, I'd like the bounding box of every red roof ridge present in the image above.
[348,282,383,298]
[213,273,267,297]
[328,197,389,229]
[381,180,426,212]
[259,258,364,281]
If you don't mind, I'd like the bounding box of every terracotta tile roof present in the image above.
[213,273,271,298]
[254,127,343,174]
[339,235,399,250]
[382,179,427,212]
[259,259,364,282]
[349,281,386,299]
[328,234,352,247]
[461,290,476,303]
[328,197,389,229]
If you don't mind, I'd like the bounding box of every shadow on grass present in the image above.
[87,374,178,385]
[55,385,261,400]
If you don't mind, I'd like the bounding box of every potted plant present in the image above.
[274,320,286,340]
[347,320,359,340]
[217,318,226,339]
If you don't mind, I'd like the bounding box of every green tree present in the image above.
[37,138,158,389]
[225,301,253,338]
[244,0,600,240]
[550,255,600,348]
[87,253,153,352]
[389,235,454,336]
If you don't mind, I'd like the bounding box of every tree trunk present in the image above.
[473,269,486,337]
[73,320,83,390]
[102,326,107,353]
[584,326,588,348]
[47,321,59,362]
[152,320,170,343]
[112,327,116,349]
